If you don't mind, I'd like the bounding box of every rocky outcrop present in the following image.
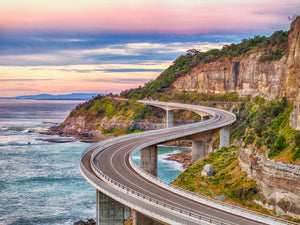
[164,149,192,169]
[173,16,300,130]
[286,17,300,130]
[74,219,96,225]
[60,115,199,141]
[173,54,287,99]
[60,116,164,141]
[239,147,300,218]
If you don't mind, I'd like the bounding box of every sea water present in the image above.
[0,99,186,225]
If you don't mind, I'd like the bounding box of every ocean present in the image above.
[0,99,186,225]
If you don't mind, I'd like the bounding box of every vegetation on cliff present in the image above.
[69,95,162,122]
[172,146,270,213]
[121,30,289,100]
[64,95,201,135]
[231,97,300,163]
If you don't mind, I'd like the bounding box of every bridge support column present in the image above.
[219,126,230,149]
[192,140,206,163]
[201,115,210,121]
[132,210,164,225]
[140,145,158,176]
[166,110,173,128]
[96,190,124,225]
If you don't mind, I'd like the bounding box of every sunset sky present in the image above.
[0,0,299,97]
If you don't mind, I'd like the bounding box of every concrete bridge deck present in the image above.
[80,100,295,225]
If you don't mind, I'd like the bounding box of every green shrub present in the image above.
[244,131,255,146]
[295,131,300,147]
[292,148,300,161]
[273,135,287,151]
[234,185,257,200]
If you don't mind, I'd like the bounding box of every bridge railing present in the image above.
[129,145,298,225]
[82,101,298,225]
[83,150,232,225]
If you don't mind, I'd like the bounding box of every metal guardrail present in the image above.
[81,101,299,225]
[80,158,216,225]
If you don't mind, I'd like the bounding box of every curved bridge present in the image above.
[80,100,294,225]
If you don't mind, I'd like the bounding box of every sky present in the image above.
[0,0,299,97]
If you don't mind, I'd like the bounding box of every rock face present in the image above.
[173,54,287,99]
[287,17,300,130]
[239,147,300,218]
[61,116,164,141]
[173,16,300,130]
[61,115,198,141]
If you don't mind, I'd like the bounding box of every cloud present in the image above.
[0,36,229,66]
[0,79,53,81]
[85,78,151,84]
[0,0,297,34]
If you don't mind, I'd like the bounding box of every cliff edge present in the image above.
[173,16,300,130]
[287,17,300,130]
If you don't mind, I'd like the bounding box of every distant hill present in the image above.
[1,93,105,100]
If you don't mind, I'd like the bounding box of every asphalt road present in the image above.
[81,101,269,225]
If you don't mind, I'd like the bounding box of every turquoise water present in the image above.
[0,99,186,225]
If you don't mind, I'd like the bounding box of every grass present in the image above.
[172,146,271,215]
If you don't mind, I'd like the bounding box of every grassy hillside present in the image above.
[69,95,163,122]
[172,146,270,213]
[121,30,289,100]
[64,95,202,135]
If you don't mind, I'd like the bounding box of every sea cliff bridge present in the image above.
[80,100,296,225]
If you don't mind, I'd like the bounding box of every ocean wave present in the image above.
[16,176,81,184]
[0,141,52,147]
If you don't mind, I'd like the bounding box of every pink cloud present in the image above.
[0,0,298,33]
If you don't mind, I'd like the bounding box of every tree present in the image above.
[187,49,201,56]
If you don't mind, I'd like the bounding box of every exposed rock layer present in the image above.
[60,115,197,141]
[239,147,300,218]
[173,16,300,130]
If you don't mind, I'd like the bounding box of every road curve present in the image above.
[80,101,293,225]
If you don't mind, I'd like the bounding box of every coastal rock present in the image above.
[59,115,198,142]
[201,164,213,176]
[239,147,300,218]
[164,149,192,169]
[74,219,96,225]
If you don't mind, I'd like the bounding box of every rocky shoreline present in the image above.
[74,219,96,225]
[164,149,192,169]
[40,125,114,143]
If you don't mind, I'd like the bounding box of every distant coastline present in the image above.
[0,93,105,100]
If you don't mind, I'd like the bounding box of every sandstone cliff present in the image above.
[239,146,300,218]
[173,16,300,130]
[287,17,300,130]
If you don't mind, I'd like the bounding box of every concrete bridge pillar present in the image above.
[166,110,173,128]
[96,190,124,225]
[140,145,158,176]
[201,115,210,121]
[219,126,230,148]
[192,140,206,163]
[132,210,165,225]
